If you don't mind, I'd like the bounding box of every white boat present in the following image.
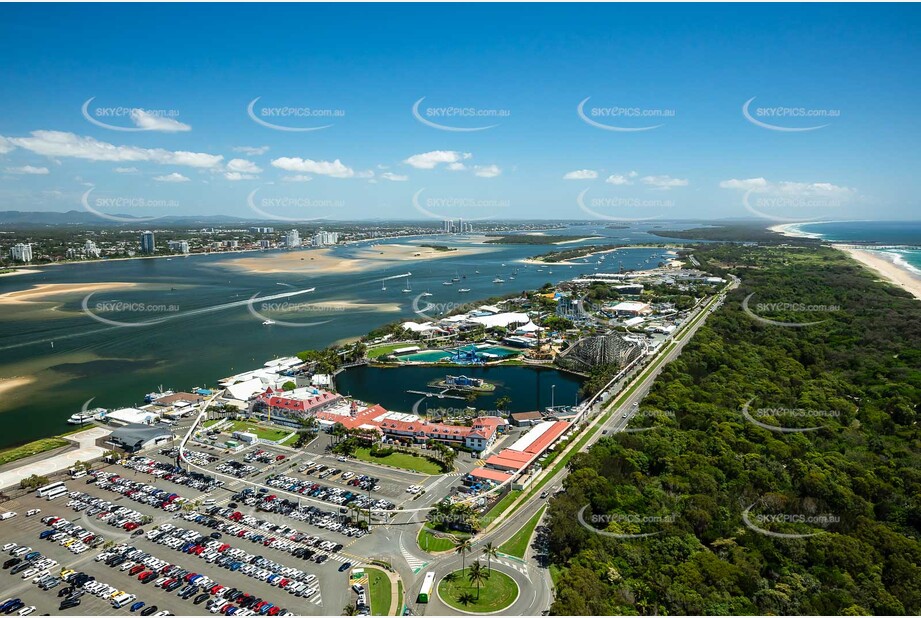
[442,281,453,286]
[493,277,505,283]
[458,288,471,293]
[262,319,275,325]
[67,408,105,425]
[402,276,412,294]
[421,291,433,297]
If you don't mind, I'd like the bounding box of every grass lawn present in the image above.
[368,343,411,359]
[365,567,392,616]
[0,437,70,468]
[226,420,290,442]
[279,433,301,447]
[203,419,221,428]
[417,523,461,553]
[499,505,545,559]
[352,447,444,474]
[396,579,403,615]
[437,568,519,613]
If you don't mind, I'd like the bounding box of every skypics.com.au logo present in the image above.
[81,97,188,132]
[577,97,676,132]
[412,97,510,132]
[82,188,179,224]
[741,293,840,328]
[246,293,345,328]
[741,399,840,434]
[742,97,840,132]
[247,97,345,132]
[411,189,510,223]
[247,188,345,222]
[577,505,676,539]
[742,502,840,539]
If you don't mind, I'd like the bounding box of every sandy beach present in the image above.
[0,268,41,278]
[553,236,602,245]
[222,243,498,275]
[834,245,921,301]
[521,244,683,266]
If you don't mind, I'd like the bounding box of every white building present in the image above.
[286,229,301,248]
[9,243,32,262]
[311,230,339,246]
[167,240,190,254]
[84,240,101,258]
[610,301,653,318]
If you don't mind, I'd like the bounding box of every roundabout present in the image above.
[436,567,520,614]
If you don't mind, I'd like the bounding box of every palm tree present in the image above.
[454,538,473,572]
[467,560,490,599]
[482,542,498,573]
[458,592,476,607]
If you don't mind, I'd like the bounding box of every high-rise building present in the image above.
[9,243,33,262]
[312,230,339,246]
[83,240,101,258]
[286,229,301,248]
[250,226,275,234]
[167,240,190,254]
[140,231,156,254]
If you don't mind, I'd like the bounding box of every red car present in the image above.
[267,607,281,616]
[129,565,145,576]
[160,577,177,589]
[137,571,152,580]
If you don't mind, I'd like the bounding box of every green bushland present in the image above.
[547,244,921,616]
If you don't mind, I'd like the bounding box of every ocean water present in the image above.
[787,221,921,277]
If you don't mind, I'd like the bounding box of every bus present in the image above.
[44,486,68,500]
[36,481,66,498]
[417,572,435,604]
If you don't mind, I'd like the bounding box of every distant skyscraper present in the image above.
[140,231,156,254]
[167,240,190,254]
[83,240,101,258]
[10,243,33,262]
[286,229,301,248]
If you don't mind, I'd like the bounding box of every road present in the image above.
[405,275,738,616]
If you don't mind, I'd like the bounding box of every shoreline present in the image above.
[520,243,684,266]
[834,244,921,301]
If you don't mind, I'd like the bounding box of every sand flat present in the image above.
[223,243,496,275]
[0,376,36,398]
[0,282,141,305]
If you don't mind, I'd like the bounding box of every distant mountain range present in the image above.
[0,210,267,227]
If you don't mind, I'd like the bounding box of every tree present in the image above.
[341,603,359,616]
[19,474,49,490]
[282,381,296,391]
[454,538,473,572]
[496,396,512,413]
[458,592,476,607]
[467,560,490,599]
[482,542,498,574]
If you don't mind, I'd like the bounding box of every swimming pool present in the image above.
[396,344,520,363]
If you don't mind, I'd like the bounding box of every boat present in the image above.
[493,277,505,283]
[475,270,480,274]
[451,271,460,282]
[262,319,275,325]
[458,288,471,293]
[421,291,433,297]
[67,409,106,425]
[402,276,412,294]
[442,281,453,286]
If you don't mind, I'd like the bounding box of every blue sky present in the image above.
[0,3,919,222]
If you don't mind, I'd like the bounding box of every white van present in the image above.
[112,593,136,608]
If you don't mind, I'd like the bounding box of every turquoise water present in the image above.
[397,344,520,363]
[789,221,921,277]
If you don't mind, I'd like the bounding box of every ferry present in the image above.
[67,409,105,425]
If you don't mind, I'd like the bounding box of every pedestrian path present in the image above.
[400,544,428,572]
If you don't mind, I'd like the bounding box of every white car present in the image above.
[2,543,16,552]
[0,512,16,520]
[17,607,35,616]
[25,509,40,517]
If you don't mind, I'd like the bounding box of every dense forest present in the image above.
[547,244,921,615]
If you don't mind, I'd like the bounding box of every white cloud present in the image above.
[641,175,688,189]
[404,150,472,170]
[281,175,313,182]
[154,172,190,183]
[6,165,49,175]
[719,177,768,191]
[0,136,14,154]
[380,172,408,182]
[563,169,598,180]
[224,172,257,181]
[226,158,262,174]
[446,162,466,171]
[233,145,269,156]
[473,164,501,178]
[6,130,223,168]
[130,109,191,132]
[114,167,139,173]
[605,174,633,186]
[271,157,355,178]
[720,177,853,196]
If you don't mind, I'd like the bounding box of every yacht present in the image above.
[493,277,505,283]
[262,319,276,325]
[442,281,453,286]
[402,276,412,294]
[421,291,433,297]
[458,288,471,293]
